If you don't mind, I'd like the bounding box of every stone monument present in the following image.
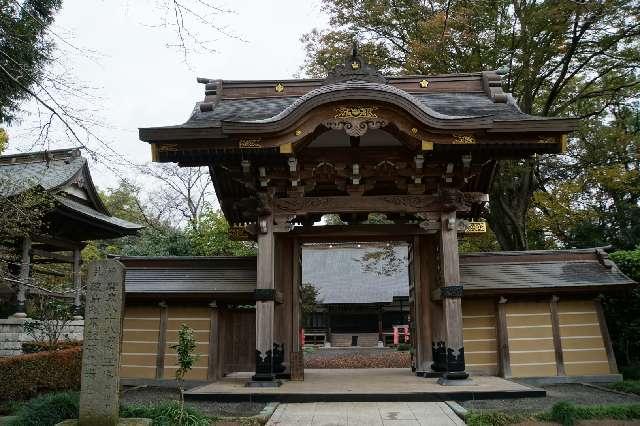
[58,259,150,426]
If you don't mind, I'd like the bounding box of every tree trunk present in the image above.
[487,160,536,251]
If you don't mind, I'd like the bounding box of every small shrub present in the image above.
[0,347,82,401]
[8,391,79,426]
[396,343,411,352]
[121,401,212,426]
[550,401,576,426]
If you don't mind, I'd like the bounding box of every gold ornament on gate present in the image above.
[465,221,487,233]
[275,83,285,93]
[452,134,476,145]
[334,105,378,119]
[419,79,429,88]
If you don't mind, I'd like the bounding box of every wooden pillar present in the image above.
[207,301,221,381]
[496,297,511,378]
[155,301,168,379]
[72,247,82,319]
[550,295,566,376]
[594,296,618,374]
[251,215,280,385]
[439,211,467,380]
[290,238,304,380]
[14,236,31,318]
[414,235,434,373]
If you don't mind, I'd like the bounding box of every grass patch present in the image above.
[121,401,214,426]
[7,391,79,426]
[466,411,530,426]
[469,401,640,426]
[609,379,640,395]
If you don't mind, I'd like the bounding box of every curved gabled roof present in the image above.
[0,148,143,237]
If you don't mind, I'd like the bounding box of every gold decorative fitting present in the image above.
[275,83,284,93]
[411,128,418,134]
[334,105,378,119]
[419,79,429,88]
[452,135,476,145]
[228,226,250,241]
[465,221,487,233]
[239,138,262,149]
[294,129,302,136]
[351,61,360,70]
[421,140,434,151]
[280,143,293,154]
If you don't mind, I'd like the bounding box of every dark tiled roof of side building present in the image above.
[117,246,635,301]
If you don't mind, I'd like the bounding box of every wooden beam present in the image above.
[31,236,84,250]
[595,296,618,374]
[550,295,566,376]
[207,301,221,381]
[72,248,82,317]
[273,193,485,215]
[32,249,74,264]
[155,301,168,379]
[496,297,511,378]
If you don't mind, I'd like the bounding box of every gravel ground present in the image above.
[462,382,640,414]
[304,347,411,368]
[120,386,265,417]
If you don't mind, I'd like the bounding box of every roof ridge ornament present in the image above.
[324,42,387,85]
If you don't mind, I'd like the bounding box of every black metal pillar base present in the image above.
[416,370,444,378]
[437,371,472,386]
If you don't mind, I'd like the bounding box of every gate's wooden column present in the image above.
[439,210,468,381]
[251,214,281,386]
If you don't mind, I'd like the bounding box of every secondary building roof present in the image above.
[0,148,143,240]
[117,246,635,301]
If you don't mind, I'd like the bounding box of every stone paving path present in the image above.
[266,402,466,425]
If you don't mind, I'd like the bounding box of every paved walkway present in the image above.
[266,402,466,425]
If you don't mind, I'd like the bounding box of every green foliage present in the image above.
[547,401,640,426]
[301,283,320,325]
[358,245,405,276]
[303,0,640,251]
[0,181,55,240]
[396,343,411,352]
[7,391,79,426]
[23,298,74,347]
[0,0,63,123]
[611,248,640,282]
[466,411,526,426]
[0,347,81,402]
[172,324,199,383]
[121,401,212,426]
[609,380,640,395]
[187,209,256,256]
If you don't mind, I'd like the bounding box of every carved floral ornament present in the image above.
[323,105,388,137]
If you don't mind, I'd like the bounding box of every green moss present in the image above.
[609,380,640,395]
[8,392,79,426]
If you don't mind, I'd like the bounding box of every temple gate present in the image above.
[140,47,576,385]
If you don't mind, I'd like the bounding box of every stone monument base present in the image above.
[56,418,152,426]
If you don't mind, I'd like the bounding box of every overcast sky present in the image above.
[6,0,328,189]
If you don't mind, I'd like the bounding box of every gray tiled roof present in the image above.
[56,197,142,230]
[0,149,85,196]
[185,92,534,128]
[460,260,632,291]
[119,247,634,298]
[121,257,256,294]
